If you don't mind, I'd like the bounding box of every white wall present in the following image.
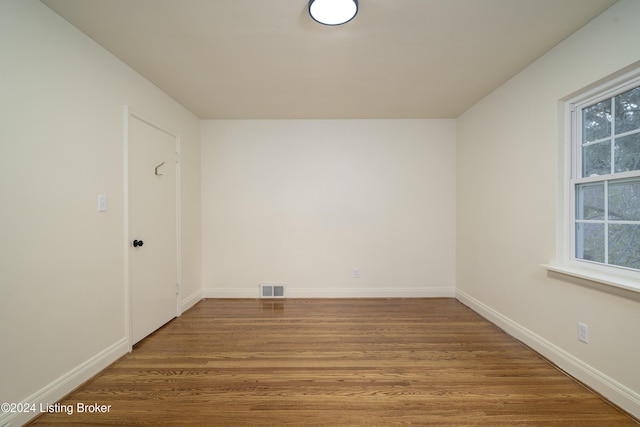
[0,1,201,425]
[456,0,640,417]
[202,120,456,298]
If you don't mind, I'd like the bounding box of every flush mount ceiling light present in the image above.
[308,0,358,26]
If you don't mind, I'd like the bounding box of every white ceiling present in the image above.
[41,0,618,119]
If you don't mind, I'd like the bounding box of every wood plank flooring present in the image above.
[29,298,638,426]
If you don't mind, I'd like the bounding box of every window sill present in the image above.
[543,263,640,294]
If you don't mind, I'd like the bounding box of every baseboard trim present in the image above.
[0,338,128,427]
[455,289,640,419]
[181,289,203,313]
[203,286,455,299]
[202,287,256,299]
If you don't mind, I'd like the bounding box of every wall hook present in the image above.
[155,161,165,176]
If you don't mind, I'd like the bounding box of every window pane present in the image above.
[582,141,611,177]
[614,133,640,173]
[576,183,604,220]
[614,86,640,135]
[609,178,640,221]
[575,223,605,263]
[583,99,611,143]
[609,224,640,270]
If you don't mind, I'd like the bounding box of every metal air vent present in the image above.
[260,283,286,299]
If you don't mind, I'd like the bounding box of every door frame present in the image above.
[123,105,182,351]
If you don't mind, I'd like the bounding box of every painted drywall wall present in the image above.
[201,119,456,298]
[0,1,201,425]
[456,0,640,417]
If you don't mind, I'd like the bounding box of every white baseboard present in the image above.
[202,286,256,299]
[455,289,640,419]
[203,286,455,299]
[181,289,203,313]
[0,337,128,427]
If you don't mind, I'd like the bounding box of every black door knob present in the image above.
[133,239,144,248]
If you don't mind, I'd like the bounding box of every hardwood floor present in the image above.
[29,298,637,426]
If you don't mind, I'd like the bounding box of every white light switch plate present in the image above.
[98,195,107,212]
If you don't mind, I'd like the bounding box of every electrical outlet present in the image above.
[578,322,589,343]
[353,268,360,278]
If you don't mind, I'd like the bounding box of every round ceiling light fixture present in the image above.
[308,0,358,26]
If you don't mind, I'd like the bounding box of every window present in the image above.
[571,76,640,272]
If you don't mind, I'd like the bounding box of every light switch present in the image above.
[98,195,107,212]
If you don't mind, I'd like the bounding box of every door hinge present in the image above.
[176,283,180,296]
[175,152,180,164]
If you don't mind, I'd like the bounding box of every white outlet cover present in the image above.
[578,322,589,343]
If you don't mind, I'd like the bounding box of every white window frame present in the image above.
[545,64,640,293]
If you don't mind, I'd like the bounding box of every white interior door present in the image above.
[128,113,178,345]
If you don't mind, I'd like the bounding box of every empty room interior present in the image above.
[2,0,640,425]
